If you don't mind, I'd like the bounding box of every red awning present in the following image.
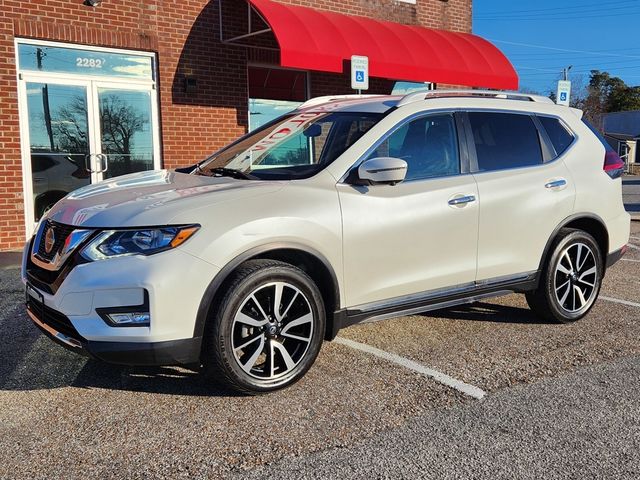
[246,0,518,90]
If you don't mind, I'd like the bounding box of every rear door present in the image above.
[466,111,576,282]
[338,112,479,307]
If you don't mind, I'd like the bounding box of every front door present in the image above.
[338,112,479,308]
[16,40,160,235]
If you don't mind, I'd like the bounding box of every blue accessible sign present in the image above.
[351,55,369,91]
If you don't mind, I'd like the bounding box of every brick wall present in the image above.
[418,0,472,32]
[0,0,472,251]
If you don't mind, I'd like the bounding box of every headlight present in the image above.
[81,225,199,261]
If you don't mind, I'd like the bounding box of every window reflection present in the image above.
[18,44,154,80]
[26,83,91,221]
[99,89,154,179]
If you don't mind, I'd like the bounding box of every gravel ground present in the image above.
[0,267,462,479]
[0,221,638,478]
[340,295,640,393]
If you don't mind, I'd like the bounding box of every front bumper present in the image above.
[22,235,219,366]
[26,294,202,365]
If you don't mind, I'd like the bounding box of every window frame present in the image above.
[536,114,578,160]
[461,109,563,175]
[342,109,470,185]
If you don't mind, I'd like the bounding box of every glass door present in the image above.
[17,41,161,236]
[22,80,95,222]
[19,77,160,232]
[95,84,157,180]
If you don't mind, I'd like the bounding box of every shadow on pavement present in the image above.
[0,310,242,397]
[429,301,556,325]
[71,361,243,397]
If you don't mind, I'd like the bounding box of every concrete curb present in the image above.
[0,252,21,270]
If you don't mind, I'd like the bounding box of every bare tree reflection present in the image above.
[54,94,148,176]
[55,96,89,154]
[99,94,147,174]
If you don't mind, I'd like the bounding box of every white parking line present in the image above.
[600,296,640,309]
[627,243,640,251]
[335,337,486,400]
[623,258,640,264]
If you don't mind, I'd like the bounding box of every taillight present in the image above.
[603,150,624,179]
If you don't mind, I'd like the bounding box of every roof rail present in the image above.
[300,94,385,109]
[397,89,555,107]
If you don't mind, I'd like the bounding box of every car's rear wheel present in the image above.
[526,228,603,323]
[204,259,325,394]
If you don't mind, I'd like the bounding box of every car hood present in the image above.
[45,169,283,228]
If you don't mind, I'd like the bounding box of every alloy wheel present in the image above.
[231,282,314,381]
[553,242,598,314]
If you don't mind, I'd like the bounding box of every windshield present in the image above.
[197,110,383,180]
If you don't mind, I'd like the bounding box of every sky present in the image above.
[473,0,640,95]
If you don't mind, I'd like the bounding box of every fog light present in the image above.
[106,312,150,326]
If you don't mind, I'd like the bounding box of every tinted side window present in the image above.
[468,112,543,171]
[369,114,460,181]
[539,116,574,156]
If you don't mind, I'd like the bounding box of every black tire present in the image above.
[526,228,603,323]
[203,259,325,394]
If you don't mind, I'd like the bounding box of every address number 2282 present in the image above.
[76,57,104,69]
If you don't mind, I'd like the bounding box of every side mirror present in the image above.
[357,157,408,186]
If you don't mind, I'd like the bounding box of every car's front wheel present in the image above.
[526,228,603,323]
[204,259,325,394]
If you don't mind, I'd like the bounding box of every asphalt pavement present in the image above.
[623,175,640,217]
[0,213,638,479]
[233,356,640,479]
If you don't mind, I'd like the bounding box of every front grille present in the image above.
[27,224,92,295]
[36,220,76,262]
[26,294,84,342]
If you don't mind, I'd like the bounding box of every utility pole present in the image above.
[563,65,573,81]
[36,48,55,151]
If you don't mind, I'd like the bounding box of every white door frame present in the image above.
[14,39,161,238]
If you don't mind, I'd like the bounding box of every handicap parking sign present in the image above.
[351,55,369,90]
[556,80,571,106]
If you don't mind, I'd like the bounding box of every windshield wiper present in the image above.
[207,167,255,180]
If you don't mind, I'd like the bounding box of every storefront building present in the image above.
[0,0,516,251]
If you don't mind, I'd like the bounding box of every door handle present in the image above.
[84,154,94,173]
[94,154,108,174]
[448,194,476,206]
[545,179,567,189]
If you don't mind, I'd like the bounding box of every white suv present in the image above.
[22,90,631,393]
